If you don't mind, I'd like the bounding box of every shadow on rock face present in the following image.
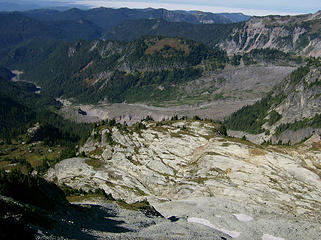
[168,216,179,222]
[56,204,133,239]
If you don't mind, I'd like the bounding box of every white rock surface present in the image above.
[188,217,241,238]
[233,214,253,222]
[47,120,321,240]
[262,234,285,240]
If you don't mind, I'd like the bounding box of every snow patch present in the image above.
[188,217,241,238]
[233,213,253,222]
[262,234,285,240]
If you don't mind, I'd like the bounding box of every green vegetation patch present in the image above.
[289,66,310,85]
[117,199,162,217]
[0,140,79,175]
[88,147,104,157]
[225,93,285,134]
[274,114,321,136]
[311,141,321,151]
[242,48,303,65]
[85,158,104,169]
[268,110,282,125]
[145,38,190,55]
[224,136,258,147]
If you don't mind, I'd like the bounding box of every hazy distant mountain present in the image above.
[1,8,319,59]
[0,7,249,54]
[21,7,250,32]
[104,11,321,58]
[0,0,86,11]
[103,18,240,45]
[0,12,102,52]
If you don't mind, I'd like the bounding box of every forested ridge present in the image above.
[0,7,249,55]
[1,36,229,104]
[103,18,241,45]
[0,68,92,161]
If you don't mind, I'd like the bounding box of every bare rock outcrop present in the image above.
[219,12,321,57]
[47,120,321,240]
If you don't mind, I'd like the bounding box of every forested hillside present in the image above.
[21,7,249,30]
[104,18,240,45]
[0,7,249,56]
[0,12,102,54]
[0,67,92,153]
[1,36,229,104]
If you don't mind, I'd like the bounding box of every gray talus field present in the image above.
[59,64,295,124]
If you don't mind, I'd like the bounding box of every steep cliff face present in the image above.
[226,60,321,145]
[275,66,321,123]
[219,11,321,57]
[268,63,321,144]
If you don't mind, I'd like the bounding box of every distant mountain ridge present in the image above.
[104,18,239,46]
[102,11,321,57]
[20,7,250,31]
[0,0,83,11]
[0,12,102,52]
[0,7,249,54]
[1,7,320,59]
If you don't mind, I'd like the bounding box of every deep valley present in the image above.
[0,5,320,240]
